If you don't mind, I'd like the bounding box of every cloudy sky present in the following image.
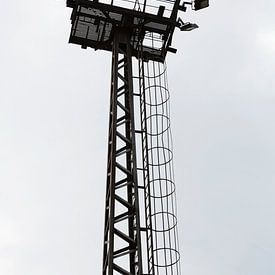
[0,1,275,275]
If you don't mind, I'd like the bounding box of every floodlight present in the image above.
[194,0,209,10]
[181,23,199,31]
[177,19,199,31]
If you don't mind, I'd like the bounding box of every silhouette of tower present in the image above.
[66,0,209,274]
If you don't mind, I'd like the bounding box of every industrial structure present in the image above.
[66,0,209,274]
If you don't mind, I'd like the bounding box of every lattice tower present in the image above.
[66,0,209,274]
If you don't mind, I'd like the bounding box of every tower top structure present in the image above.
[66,0,209,62]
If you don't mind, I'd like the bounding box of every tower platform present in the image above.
[67,0,178,62]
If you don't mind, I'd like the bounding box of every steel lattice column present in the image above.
[102,29,143,275]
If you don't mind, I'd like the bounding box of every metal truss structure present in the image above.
[66,0,209,274]
[102,29,144,274]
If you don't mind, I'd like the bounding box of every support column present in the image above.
[102,29,143,275]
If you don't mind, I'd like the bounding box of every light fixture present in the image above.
[177,18,199,31]
[180,22,199,31]
[193,0,209,11]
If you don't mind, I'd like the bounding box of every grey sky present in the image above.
[0,1,275,275]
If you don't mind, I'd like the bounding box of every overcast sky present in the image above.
[0,1,275,275]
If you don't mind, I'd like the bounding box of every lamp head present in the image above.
[193,0,209,10]
[179,22,199,31]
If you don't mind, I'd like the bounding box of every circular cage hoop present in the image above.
[145,85,170,107]
[151,248,180,267]
[148,178,176,199]
[151,212,177,232]
[144,63,167,79]
[148,146,173,166]
[146,114,170,136]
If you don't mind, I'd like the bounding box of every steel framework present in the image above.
[102,29,144,274]
[66,1,209,274]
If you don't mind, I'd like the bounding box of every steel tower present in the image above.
[66,0,209,274]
